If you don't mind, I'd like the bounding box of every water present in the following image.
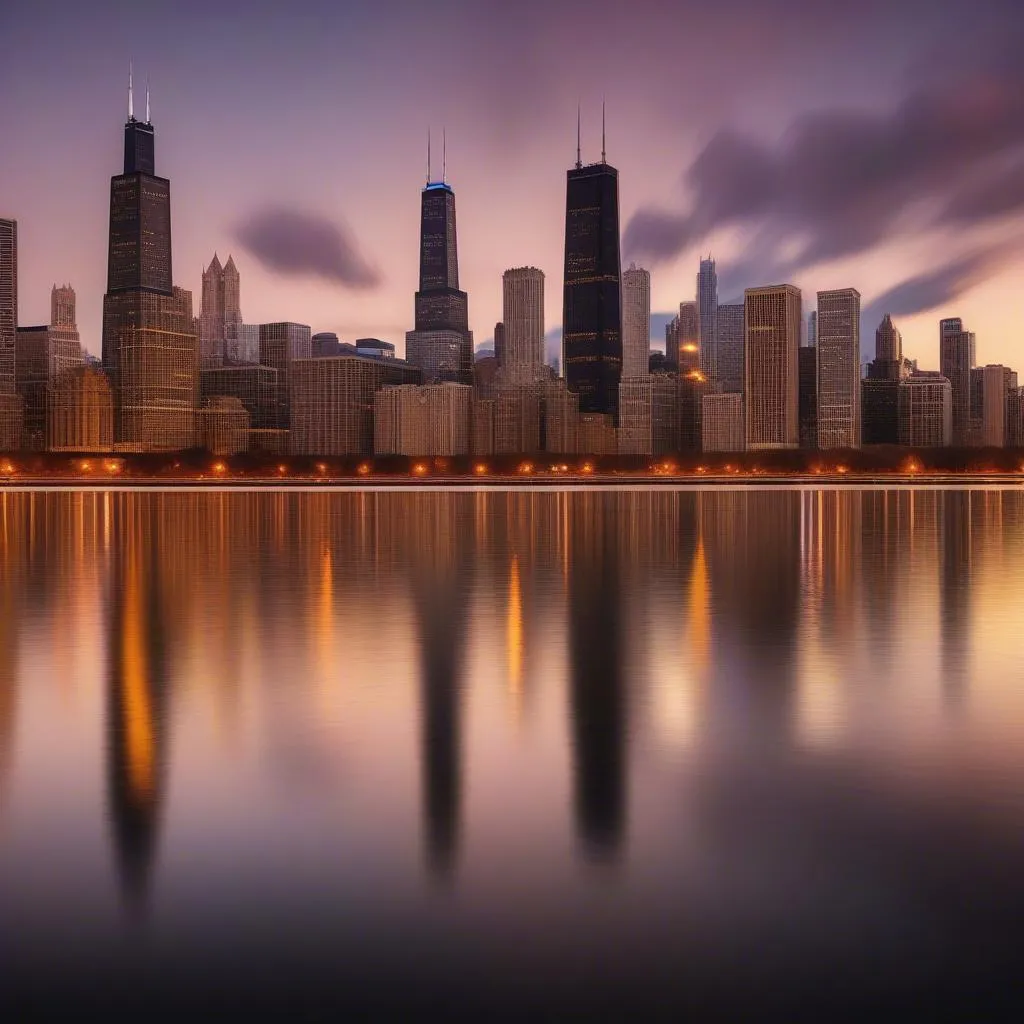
[2,487,1024,1019]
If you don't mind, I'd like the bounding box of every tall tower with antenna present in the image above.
[405,129,473,385]
[562,104,623,419]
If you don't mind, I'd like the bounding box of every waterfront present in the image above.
[2,488,1024,1018]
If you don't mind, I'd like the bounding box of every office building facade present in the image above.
[621,264,651,380]
[716,303,744,396]
[618,374,679,456]
[744,285,801,449]
[374,383,472,456]
[0,219,17,396]
[47,365,114,451]
[259,322,311,429]
[939,317,975,446]
[798,344,818,449]
[898,372,952,447]
[697,258,718,385]
[701,393,744,453]
[816,288,861,449]
[563,153,622,418]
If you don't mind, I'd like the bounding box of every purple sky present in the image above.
[2,0,1023,367]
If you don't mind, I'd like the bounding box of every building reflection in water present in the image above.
[406,494,473,881]
[0,493,25,820]
[940,490,972,712]
[106,495,169,917]
[567,493,627,862]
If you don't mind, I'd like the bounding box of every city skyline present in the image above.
[2,0,1022,375]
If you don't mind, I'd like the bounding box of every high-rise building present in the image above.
[716,303,744,395]
[577,412,618,455]
[697,258,718,385]
[701,393,744,452]
[501,267,545,383]
[101,76,199,450]
[374,382,472,456]
[0,219,16,396]
[666,301,700,377]
[875,313,902,364]
[798,345,818,449]
[406,157,473,385]
[563,125,622,419]
[259,322,311,429]
[311,332,343,357]
[816,288,861,449]
[199,397,249,455]
[289,352,421,455]
[807,310,817,349]
[1008,388,1024,448]
[744,285,801,450]
[939,317,974,446]
[621,264,651,380]
[47,365,114,451]
[199,364,280,431]
[969,364,1016,447]
[861,379,900,445]
[899,372,952,447]
[493,322,505,366]
[15,287,83,450]
[200,254,254,366]
[618,374,678,455]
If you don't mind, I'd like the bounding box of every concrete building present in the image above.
[875,313,902,364]
[15,285,83,450]
[970,364,1016,447]
[716,303,744,395]
[200,396,250,455]
[259,322,311,429]
[666,301,700,375]
[0,218,16,396]
[290,354,420,456]
[679,374,708,451]
[621,264,651,380]
[697,258,718,386]
[577,413,617,456]
[200,254,255,366]
[539,378,579,454]
[355,338,395,360]
[200,363,279,431]
[1008,389,1024,448]
[939,317,975,446]
[618,374,679,455]
[861,379,901,445]
[501,267,545,383]
[798,344,818,449]
[374,383,472,456]
[312,332,343,357]
[744,285,801,450]
[471,398,496,456]
[898,372,952,447]
[816,288,861,449]
[46,365,114,451]
[701,393,744,452]
[0,394,23,450]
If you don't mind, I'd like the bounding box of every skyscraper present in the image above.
[101,73,199,450]
[939,317,975,446]
[807,310,817,349]
[716,303,745,395]
[0,219,16,396]
[816,288,861,449]
[200,254,255,366]
[875,313,902,364]
[697,258,718,385]
[744,284,801,450]
[563,114,622,419]
[621,264,651,379]
[258,322,311,429]
[501,267,545,383]
[667,301,700,376]
[405,145,473,385]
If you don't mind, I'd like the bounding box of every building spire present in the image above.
[442,128,446,184]
[576,104,582,169]
[601,99,606,163]
[145,77,150,123]
[128,60,134,121]
[426,128,431,185]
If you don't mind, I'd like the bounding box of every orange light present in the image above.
[357,462,371,475]
[79,459,92,472]
[903,458,921,474]
[696,465,707,474]
[277,463,287,474]
[104,459,122,473]
[836,464,849,475]
[474,463,488,475]
[316,462,328,474]
[212,461,226,474]
[686,369,706,383]
[0,461,13,474]
[681,343,699,353]
[518,461,534,474]
[413,463,428,476]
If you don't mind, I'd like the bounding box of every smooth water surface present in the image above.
[2,487,1024,1018]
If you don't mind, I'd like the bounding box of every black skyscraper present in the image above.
[562,118,622,420]
[102,73,198,450]
[406,148,473,385]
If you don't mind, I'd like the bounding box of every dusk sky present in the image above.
[2,0,1023,368]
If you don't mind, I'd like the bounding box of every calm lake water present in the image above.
[2,487,1024,1019]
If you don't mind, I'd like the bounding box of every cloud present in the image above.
[235,208,380,289]
[623,53,1024,279]
[939,157,1024,225]
[860,242,1020,332]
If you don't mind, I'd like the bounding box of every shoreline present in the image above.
[2,473,1024,491]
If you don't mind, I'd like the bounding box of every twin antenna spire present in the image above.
[575,101,608,168]
[127,60,151,123]
[426,128,447,185]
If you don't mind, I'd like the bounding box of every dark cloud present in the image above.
[235,208,380,289]
[624,50,1024,277]
[940,157,1024,225]
[860,242,1019,333]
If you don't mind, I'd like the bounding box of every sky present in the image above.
[2,0,1023,369]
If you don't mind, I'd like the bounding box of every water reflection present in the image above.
[2,487,1024,1016]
